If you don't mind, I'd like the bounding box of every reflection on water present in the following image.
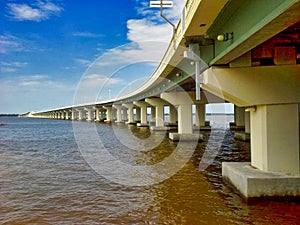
[0,116,299,224]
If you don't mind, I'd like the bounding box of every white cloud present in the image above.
[127,19,171,43]
[0,74,73,92]
[0,61,28,73]
[74,58,92,67]
[84,74,123,86]
[72,32,104,38]
[37,1,62,13]
[0,74,75,113]
[7,1,62,22]
[0,34,24,53]
[93,0,184,68]
[75,0,185,103]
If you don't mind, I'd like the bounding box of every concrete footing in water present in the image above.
[169,133,204,142]
[234,131,250,141]
[150,126,177,132]
[193,126,212,131]
[137,123,149,128]
[229,122,245,131]
[222,162,300,200]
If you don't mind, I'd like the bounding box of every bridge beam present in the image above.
[202,65,300,107]
[209,0,300,65]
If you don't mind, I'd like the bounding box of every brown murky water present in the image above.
[0,116,299,224]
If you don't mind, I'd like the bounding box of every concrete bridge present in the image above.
[24,0,300,200]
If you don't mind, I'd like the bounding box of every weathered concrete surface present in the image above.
[234,131,250,141]
[169,133,204,142]
[222,162,300,199]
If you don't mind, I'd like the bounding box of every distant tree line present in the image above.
[0,114,19,117]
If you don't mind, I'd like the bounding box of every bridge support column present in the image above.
[103,106,112,123]
[223,104,300,199]
[145,98,167,131]
[235,110,251,141]
[134,101,149,127]
[169,106,177,124]
[135,107,141,123]
[100,110,106,120]
[94,107,100,122]
[71,110,75,120]
[230,105,245,130]
[84,108,93,122]
[123,103,135,125]
[161,92,202,141]
[65,111,70,120]
[113,105,123,123]
[122,108,128,121]
[150,106,156,125]
[76,110,83,121]
[194,104,211,131]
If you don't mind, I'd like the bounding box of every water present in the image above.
[0,117,300,224]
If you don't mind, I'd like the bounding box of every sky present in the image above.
[0,0,233,114]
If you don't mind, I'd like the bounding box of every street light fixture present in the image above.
[150,1,176,49]
[150,1,173,8]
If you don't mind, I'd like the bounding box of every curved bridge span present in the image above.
[23,0,300,200]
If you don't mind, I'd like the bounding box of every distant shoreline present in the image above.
[206,113,234,116]
[0,114,19,117]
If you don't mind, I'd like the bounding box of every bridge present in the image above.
[23,0,300,200]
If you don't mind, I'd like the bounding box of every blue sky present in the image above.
[0,0,187,113]
[0,0,233,114]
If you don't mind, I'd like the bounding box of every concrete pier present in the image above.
[223,104,300,199]
[123,103,136,125]
[134,101,149,127]
[194,104,211,131]
[103,106,112,123]
[113,105,123,123]
[145,98,166,130]
[161,92,203,142]
[223,162,300,200]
